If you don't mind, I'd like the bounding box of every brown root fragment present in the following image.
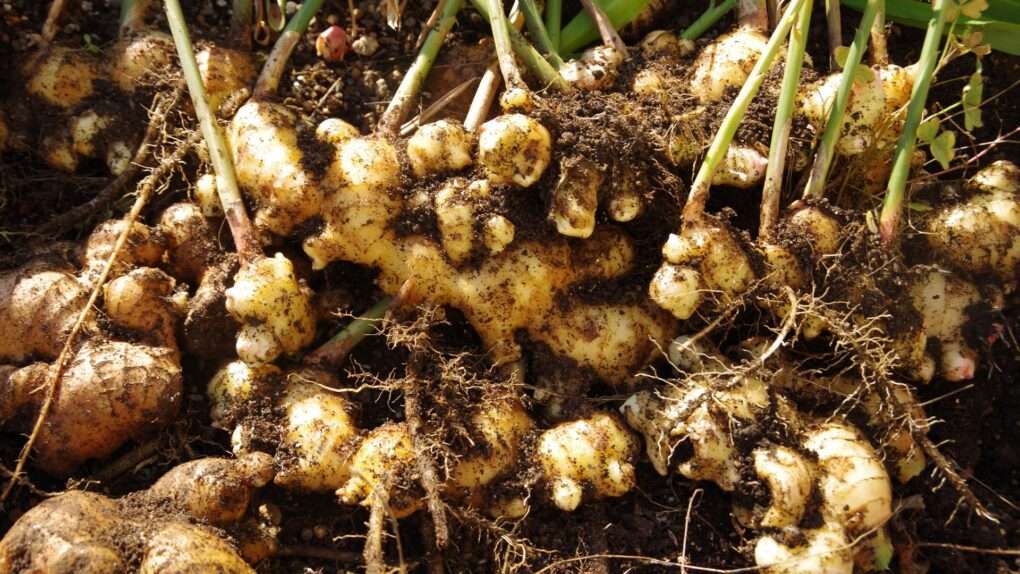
[405,352,449,549]
[365,488,389,574]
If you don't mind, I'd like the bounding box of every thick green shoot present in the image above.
[681,0,738,40]
[879,0,950,244]
[559,0,654,55]
[842,0,1020,54]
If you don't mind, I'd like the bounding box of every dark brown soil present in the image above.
[1,1,1019,573]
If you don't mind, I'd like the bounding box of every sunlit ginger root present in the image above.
[798,64,915,157]
[207,364,360,493]
[446,398,536,502]
[650,215,757,321]
[337,422,423,518]
[622,343,894,574]
[228,101,325,237]
[921,160,1020,284]
[534,412,639,512]
[303,133,675,383]
[225,253,316,364]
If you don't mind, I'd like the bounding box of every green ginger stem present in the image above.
[802,0,883,200]
[682,0,809,224]
[681,0,737,41]
[879,0,949,245]
[253,0,325,97]
[546,0,562,53]
[760,0,813,239]
[471,0,567,90]
[520,0,565,67]
[379,0,465,136]
[165,0,260,265]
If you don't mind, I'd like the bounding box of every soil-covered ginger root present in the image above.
[0,219,184,475]
[229,104,676,384]
[209,364,423,516]
[920,160,1020,285]
[622,342,896,574]
[533,412,639,512]
[638,26,915,189]
[0,453,276,573]
[6,29,254,174]
[224,253,316,364]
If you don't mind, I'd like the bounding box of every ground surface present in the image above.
[1,1,1019,573]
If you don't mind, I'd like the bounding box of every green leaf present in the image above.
[558,0,654,55]
[834,45,850,68]
[841,0,1020,55]
[909,201,934,211]
[82,33,102,55]
[931,130,956,169]
[853,64,876,83]
[963,66,984,131]
[918,116,940,142]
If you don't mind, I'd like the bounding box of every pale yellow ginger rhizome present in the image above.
[229,101,677,382]
[534,412,639,512]
[924,160,1020,284]
[16,39,253,175]
[650,217,756,320]
[623,344,895,574]
[224,253,316,364]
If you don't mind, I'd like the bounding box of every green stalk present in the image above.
[841,0,1020,55]
[683,0,808,223]
[471,0,567,90]
[304,296,394,366]
[760,0,813,240]
[482,0,526,89]
[802,0,882,200]
[165,0,261,265]
[521,0,565,67]
[560,0,653,55]
[378,0,464,136]
[546,0,562,53]
[681,0,738,41]
[253,0,325,97]
[879,0,949,245]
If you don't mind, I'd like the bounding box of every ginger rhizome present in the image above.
[0,453,275,573]
[0,218,183,475]
[6,31,253,175]
[623,342,898,574]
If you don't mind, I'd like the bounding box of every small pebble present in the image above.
[313,525,329,539]
[351,35,379,57]
[286,1,298,15]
